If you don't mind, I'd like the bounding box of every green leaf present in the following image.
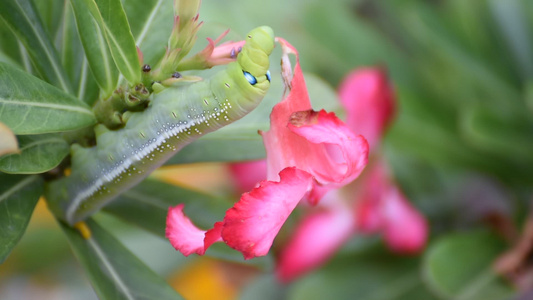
[461,106,533,165]
[32,0,67,47]
[240,275,287,300]
[288,244,437,300]
[103,178,273,268]
[83,0,141,85]
[489,0,533,79]
[70,0,119,97]
[423,230,514,300]
[0,174,43,264]
[170,132,265,164]
[0,0,73,93]
[0,134,69,174]
[123,0,173,67]
[59,218,184,300]
[104,178,230,236]
[59,1,85,94]
[77,58,101,106]
[0,62,96,135]
[0,18,26,70]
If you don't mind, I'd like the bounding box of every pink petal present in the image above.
[228,160,267,194]
[221,167,314,260]
[288,110,369,187]
[338,68,395,150]
[204,221,224,250]
[166,204,210,256]
[354,161,428,253]
[276,204,355,282]
[381,187,428,254]
[262,41,368,204]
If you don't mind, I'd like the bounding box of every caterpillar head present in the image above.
[237,26,275,90]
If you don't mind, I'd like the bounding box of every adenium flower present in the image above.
[166,38,369,260]
[275,68,428,282]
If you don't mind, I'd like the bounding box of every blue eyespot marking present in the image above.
[266,70,271,82]
[243,71,257,85]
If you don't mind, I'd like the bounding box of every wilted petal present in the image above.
[0,122,19,157]
[222,167,314,260]
[228,160,267,194]
[381,187,428,254]
[276,202,354,282]
[338,68,395,150]
[166,204,211,256]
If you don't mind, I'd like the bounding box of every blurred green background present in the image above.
[2,0,533,299]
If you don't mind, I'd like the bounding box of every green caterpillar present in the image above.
[46,26,275,225]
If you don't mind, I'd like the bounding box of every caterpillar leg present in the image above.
[73,221,92,240]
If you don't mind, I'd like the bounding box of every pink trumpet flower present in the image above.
[166,38,369,260]
[273,67,428,282]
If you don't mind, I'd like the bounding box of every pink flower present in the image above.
[166,38,368,260]
[262,38,368,204]
[273,67,427,281]
[355,161,427,254]
[228,160,267,193]
[276,192,355,282]
[338,68,395,150]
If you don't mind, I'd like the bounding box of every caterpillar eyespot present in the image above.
[243,71,257,85]
[266,70,271,82]
[46,26,276,225]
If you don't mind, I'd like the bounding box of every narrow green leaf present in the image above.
[59,218,184,300]
[489,0,533,79]
[104,178,231,236]
[84,0,141,85]
[70,0,119,97]
[103,178,274,268]
[0,174,43,263]
[0,18,25,70]
[59,0,85,94]
[78,58,101,106]
[461,107,533,165]
[32,0,66,48]
[0,62,96,135]
[169,132,265,164]
[123,0,173,67]
[0,0,73,93]
[423,230,514,300]
[0,134,69,174]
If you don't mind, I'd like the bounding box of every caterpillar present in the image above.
[46,26,275,225]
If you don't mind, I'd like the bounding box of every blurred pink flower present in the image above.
[166,38,368,259]
[355,161,427,254]
[228,160,267,193]
[276,192,355,282]
[338,68,395,150]
[273,67,428,282]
